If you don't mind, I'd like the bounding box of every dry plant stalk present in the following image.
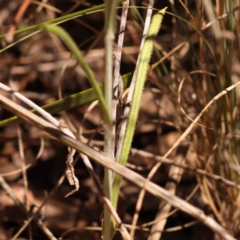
[80,153,131,240]
[0,82,79,197]
[0,84,130,238]
[0,176,58,239]
[148,142,189,240]
[5,0,31,43]
[0,93,236,240]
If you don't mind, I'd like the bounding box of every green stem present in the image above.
[103,0,119,238]
[0,2,125,40]
[112,8,167,209]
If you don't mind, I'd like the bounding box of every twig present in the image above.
[10,173,66,239]
[0,164,31,177]
[113,0,129,102]
[5,0,31,43]
[37,217,57,240]
[202,0,221,39]
[0,176,25,210]
[80,153,131,240]
[0,176,57,240]
[115,0,154,165]
[130,148,240,191]
[17,127,29,209]
[17,127,32,239]
[126,75,240,239]
[0,94,236,240]
[148,142,189,240]
[153,79,240,163]
[0,83,79,197]
[141,184,200,228]
[57,117,130,238]
[0,83,58,127]
[111,0,129,173]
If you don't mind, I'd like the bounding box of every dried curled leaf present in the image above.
[58,119,79,197]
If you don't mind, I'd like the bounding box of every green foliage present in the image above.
[40,24,112,127]
[112,8,167,210]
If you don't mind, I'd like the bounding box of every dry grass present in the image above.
[1,0,240,239]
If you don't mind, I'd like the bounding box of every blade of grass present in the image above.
[0,9,223,128]
[39,24,111,127]
[0,2,125,40]
[0,71,133,127]
[103,0,119,238]
[112,8,167,209]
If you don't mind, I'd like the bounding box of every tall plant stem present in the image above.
[103,0,119,239]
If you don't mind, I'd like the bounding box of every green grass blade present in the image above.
[40,24,111,126]
[102,0,119,238]
[0,72,133,127]
[112,8,167,209]
[0,2,125,40]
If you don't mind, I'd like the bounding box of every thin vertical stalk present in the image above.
[115,0,154,166]
[103,0,118,238]
[113,1,155,211]
[112,0,129,171]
